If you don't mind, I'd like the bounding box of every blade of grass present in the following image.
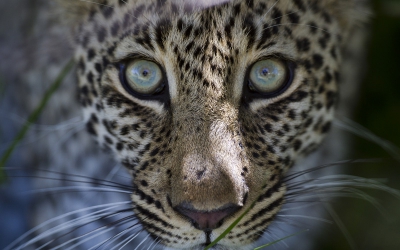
[334,117,400,162]
[0,59,74,183]
[253,229,309,250]
[204,201,256,250]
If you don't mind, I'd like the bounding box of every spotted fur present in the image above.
[53,0,369,249]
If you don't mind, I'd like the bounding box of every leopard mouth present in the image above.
[175,204,242,231]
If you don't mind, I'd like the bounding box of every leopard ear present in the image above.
[55,0,102,26]
[320,0,371,29]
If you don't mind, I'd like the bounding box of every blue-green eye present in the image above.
[249,59,288,94]
[125,59,163,95]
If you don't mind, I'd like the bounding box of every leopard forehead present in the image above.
[70,0,356,248]
[76,0,339,156]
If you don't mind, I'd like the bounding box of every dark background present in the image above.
[316,0,400,249]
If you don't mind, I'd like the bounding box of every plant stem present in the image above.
[0,58,74,183]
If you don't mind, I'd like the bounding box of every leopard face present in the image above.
[64,0,368,248]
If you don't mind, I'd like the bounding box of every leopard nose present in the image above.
[175,203,241,230]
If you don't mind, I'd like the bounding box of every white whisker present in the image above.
[36,210,134,250]
[263,23,329,33]
[277,214,332,224]
[111,230,143,250]
[90,220,142,250]
[280,202,320,212]
[23,186,132,195]
[285,168,399,249]
[79,0,114,8]
[56,213,139,249]
[54,123,85,147]
[106,164,123,181]
[334,117,400,162]
[6,201,131,250]
[132,233,150,250]
[62,227,115,250]
[79,0,157,27]
[29,211,123,249]
[264,0,280,18]
[257,230,290,249]
[146,237,159,250]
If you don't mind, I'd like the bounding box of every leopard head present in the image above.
[59,0,369,248]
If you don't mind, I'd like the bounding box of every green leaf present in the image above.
[0,59,74,183]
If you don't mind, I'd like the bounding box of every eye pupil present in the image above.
[261,68,269,76]
[142,70,149,77]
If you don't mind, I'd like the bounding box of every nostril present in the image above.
[174,203,241,230]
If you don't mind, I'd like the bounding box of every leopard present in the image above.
[0,0,381,249]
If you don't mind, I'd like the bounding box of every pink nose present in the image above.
[175,204,240,230]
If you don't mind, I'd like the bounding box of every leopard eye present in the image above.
[249,59,288,94]
[124,59,164,95]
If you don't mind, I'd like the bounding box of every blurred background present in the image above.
[0,0,399,249]
[316,0,400,249]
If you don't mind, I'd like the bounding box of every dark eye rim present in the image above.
[117,59,170,103]
[242,58,296,103]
